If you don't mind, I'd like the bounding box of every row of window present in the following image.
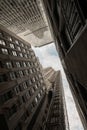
[0,60,38,70]
[14,92,43,130]
[0,32,30,49]
[0,80,43,106]
[0,39,34,56]
[3,89,43,120]
[0,47,35,59]
[0,71,43,86]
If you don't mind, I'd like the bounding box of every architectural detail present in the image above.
[0,0,53,47]
[0,25,46,130]
[44,71,69,130]
[43,0,87,129]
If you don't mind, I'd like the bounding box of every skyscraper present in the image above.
[42,0,87,129]
[44,70,69,130]
[0,25,46,130]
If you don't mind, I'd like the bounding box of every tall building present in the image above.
[0,0,53,47]
[0,25,46,130]
[44,70,69,130]
[42,0,87,129]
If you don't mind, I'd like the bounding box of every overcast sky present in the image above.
[32,43,84,130]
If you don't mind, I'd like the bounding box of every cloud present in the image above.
[32,43,84,130]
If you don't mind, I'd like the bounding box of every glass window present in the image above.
[23,62,26,67]
[15,40,19,45]
[25,70,28,75]
[27,62,30,67]
[32,77,35,82]
[10,72,16,80]
[25,92,30,99]
[10,43,14,49]
[28,80,32,85]
[14,86,20,94]
[30,69,33,74]
[35,84,38,89]
[6,62,12,68]
[19,53,23,57]
[8,37,12,41]
[35,97,38,103]
[23,82,27,89]
[19,71,24,77]
[1,48,8,54]
[16,62,20,67]
[21,43,24,47]
[25,54,28,58]
[17,46,21,51]
[38,93,41,98]
[23,49,26,53]
[0,40,5,46]
[12,51,17,56]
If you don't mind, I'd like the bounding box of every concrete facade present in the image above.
[42,0,87,129]
[0,0,53,47]
[0,25,46,130]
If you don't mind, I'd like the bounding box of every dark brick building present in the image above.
[42,0,87,129]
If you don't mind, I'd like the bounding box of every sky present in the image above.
[32,43,84,130]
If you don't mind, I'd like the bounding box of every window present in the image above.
[1,48,8,55]
[35,84,38,89]
[15,40,19,45]
[10,72,16,80]
[22,95,27,103]
[8,37,12,41]
[16,62,20,67]
[23,49,26,53]
[0,40,5,46]
[19,53,23,57]
[23,82,27,89]
[23,62,26,67]
[31,88,35,94]
[25,92,30,99]
[25,70,29,76]
[40,90,43,94]
[19,84,24,91]
[28,80,32,85]
[35,97,38,103]
[30,69,33,74]
[21,43,24,47]
[10,43,14,49]
[32,77,35,82]
[27,62,30,67]
[41,79,43,83]
[38,93,41,98]
[25,54,28,58]
[6,62,12,68]
[19,71,24,77]
[12,51,17,56]
[14,86,20,94]
[17,46,21,51]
